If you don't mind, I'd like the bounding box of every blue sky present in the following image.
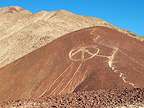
[0,0,144,36]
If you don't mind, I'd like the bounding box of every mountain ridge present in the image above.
[0,6,114,68]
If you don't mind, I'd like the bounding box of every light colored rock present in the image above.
[0,6,140,68]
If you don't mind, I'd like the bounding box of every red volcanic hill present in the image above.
[0,26,144,102]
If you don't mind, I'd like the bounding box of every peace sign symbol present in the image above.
[69,45,100,62]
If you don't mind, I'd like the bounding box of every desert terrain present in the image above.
[0,6,144,108]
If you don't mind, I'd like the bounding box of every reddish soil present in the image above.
[0,26,144,102]
[7,7,24,13]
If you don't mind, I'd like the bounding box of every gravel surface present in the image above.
[1,88,144,108]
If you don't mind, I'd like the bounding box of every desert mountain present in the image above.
[0,26,143,102]
[0,6,110,68]
[0,6,140,68]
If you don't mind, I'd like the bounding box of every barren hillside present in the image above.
[0,26,143,102]
[0,6,144,108]
[0,6,141,68]
[0,6,112,68]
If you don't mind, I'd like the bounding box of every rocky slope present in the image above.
[0,6,111,68]
[0,26,143,102]
[0,6,142,68]
[1,88,144,108]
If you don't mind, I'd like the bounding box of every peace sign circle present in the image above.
[69,45,100,62]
